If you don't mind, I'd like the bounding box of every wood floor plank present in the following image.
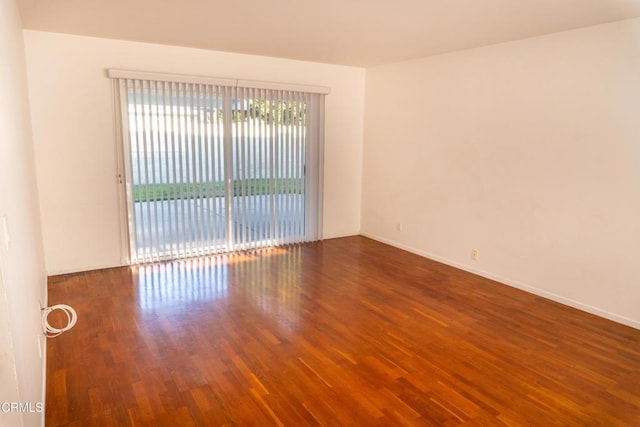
[45,236,640,426]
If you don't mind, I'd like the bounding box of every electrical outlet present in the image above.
[471,249,479,261]
[396,222,402,232]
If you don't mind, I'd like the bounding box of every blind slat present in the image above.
[115,75,324,263]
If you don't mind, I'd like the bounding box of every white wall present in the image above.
[23,31,366,274]
[0,0,48,426]
[362,18,640,328]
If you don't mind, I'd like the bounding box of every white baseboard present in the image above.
[40,275,48,427]
[46,262,126,277]
[360,232,640,330]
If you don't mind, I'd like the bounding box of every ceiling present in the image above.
[16,0,640,67]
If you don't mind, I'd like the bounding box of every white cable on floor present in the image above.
[41,304,77,338]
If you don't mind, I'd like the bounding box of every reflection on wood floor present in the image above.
[46,236,640,426]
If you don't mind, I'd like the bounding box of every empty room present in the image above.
[1,0,640,425]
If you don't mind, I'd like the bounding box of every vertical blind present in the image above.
[110,70,326,263]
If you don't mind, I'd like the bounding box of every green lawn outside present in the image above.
[133,178,303,202]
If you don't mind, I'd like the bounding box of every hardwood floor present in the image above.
[46,236,640,426]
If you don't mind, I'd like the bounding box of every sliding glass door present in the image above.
[112,72,325,263]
